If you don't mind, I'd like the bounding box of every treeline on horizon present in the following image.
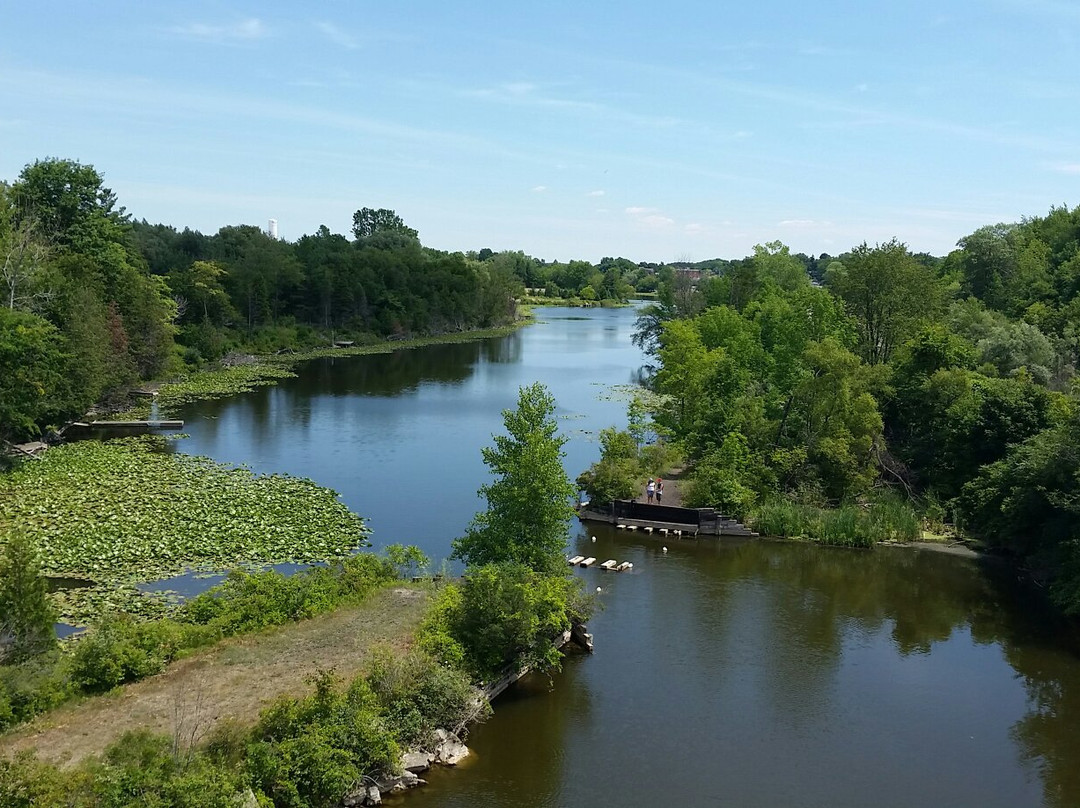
[632,216,1080,610]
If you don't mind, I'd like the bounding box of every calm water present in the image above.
[171,307,1080,807]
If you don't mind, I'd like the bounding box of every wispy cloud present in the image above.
[171,18,268,43]
[625,206,674,228]
[531,185,548,192]
[314,22,358,50]
[1050,162,1080,174]
[587,190,605,197]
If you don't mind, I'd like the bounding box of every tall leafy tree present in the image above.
[827,238,943,364]
[0,532,57,663]
[452,383,575,573]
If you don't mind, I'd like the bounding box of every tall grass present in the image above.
[749,496,920,548]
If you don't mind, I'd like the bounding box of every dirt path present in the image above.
[632,466,687,508]
[0,585,433,768]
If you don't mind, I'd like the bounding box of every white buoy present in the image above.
[592,536,597,542]
[596,586,602,593]
[663,546,668,553]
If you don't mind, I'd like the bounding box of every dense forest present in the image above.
[0,159,662,446]
[4,156,1079,609]
[624,219,1080,610]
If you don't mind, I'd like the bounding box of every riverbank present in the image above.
[107,318,535,420]
[0,584,433,767]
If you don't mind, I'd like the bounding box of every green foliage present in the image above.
[0,651,73,732]
[181,555,394,637]
[453,383,576,573]
[683,433,757,514]
[249,671,399,807]
[827,238,944,364]
[366,647,486,745]
[0,531,57,664]
[576,427,643,506]
[421,563,589,680]
[70,614,186,691]
[750,497,920,548]
[0,557,397,732]
[384,544,429,579]
[0,307,68,443]
[956,389,1080,597]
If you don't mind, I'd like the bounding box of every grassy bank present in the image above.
[114,319,534,420]
[748,497,921,548]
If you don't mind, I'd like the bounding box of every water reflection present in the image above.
[151,307,1080,807]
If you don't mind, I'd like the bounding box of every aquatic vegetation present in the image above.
[0,438,370,597]
[749,497,921,548]
[155,363,298,409]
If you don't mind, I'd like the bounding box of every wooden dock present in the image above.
[579,500,757,537]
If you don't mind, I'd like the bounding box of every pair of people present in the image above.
[646,477,664,504]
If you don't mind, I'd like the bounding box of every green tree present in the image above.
[452,383,575,573]
[576,428,643,506]
[828,238,943,364]
[0,307,69,443]
[351,207,418,241]
[0,532,58,664]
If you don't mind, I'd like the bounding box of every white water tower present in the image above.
[268,218,279,239]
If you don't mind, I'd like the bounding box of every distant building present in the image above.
[267,218,279,239]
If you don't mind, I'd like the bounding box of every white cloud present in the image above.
[587,190,605,197]
[172,18,267,43]
[314,22,358,50]
[684,223,705,234]
[531,185,548,192]
[641,214,675,227]
[779,219,819,227]
[1050,162,1080,174]
[625,206,657,215]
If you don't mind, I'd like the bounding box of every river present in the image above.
[171,306,1080,807]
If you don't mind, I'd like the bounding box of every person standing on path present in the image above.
[656,477,664,504]
[646,478,655,503]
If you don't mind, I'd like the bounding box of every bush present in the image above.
[181,554,395,636]
[421,563,591,681]
[0,651,73,731]
[366,647,486,745]
[249,671,400,807]
[70,615,178,691]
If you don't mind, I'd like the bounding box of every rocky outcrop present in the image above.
[432,729,470,766]
[402,750,435,772]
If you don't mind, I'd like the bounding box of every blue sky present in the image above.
[2,1,1078,262]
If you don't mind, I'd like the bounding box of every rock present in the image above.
[342,784,383,807]
[402,750,434,772]
[375,770,426,794]
[433,728,471,766]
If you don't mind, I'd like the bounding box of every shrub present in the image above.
[366,647,485,745]
[421,563,591,681]
[69,615,175,691]
[249,671,399,807]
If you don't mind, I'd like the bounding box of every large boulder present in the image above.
[375,769,426,794]
[402,750,434,772]
[433,728,471,766]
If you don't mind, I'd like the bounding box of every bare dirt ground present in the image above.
[0,585,433,768]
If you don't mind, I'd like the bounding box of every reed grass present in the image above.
[749,496,920,548]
